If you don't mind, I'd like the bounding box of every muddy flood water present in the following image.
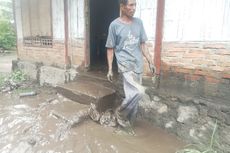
[0,86,185,153]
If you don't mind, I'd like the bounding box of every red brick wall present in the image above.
[17,38,230,84]
[161,42,230,83]
[17,39,66,68]
[158,42,230,100]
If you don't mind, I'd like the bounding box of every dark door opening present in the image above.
[89,0,119,71]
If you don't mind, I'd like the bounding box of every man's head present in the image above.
[120,0,136,18]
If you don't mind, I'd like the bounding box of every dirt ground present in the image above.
[0,52,184,153]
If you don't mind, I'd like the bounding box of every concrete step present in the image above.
[56,76,116,112]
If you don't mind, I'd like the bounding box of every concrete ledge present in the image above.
[40,66,69,86]
[12,60,79,86]
[12,60,40,80]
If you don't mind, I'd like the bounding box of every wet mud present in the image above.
[0,87,184,153]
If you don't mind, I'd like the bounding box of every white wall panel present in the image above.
[77,0,85,38]
[164,0,230,41]
[69,0,85,39]
[52,0,65,39]
[135,0,157,40]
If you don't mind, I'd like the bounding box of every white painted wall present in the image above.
[39,0,52,36]
[135,0,157,40]
[52,0,65,40]
[164,0,230,41]
[18,0,230,42]
[135,0,230,41]
[69,0,85,39]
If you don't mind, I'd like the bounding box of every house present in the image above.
[13,0,230,149]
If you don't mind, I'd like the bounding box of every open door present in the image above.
[89,0,119,71]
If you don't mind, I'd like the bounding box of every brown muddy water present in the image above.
[0,87,184,153]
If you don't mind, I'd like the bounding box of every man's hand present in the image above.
[107,70,113,82]
[148,63,155,75]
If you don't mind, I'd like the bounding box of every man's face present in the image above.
[121,0,136,17]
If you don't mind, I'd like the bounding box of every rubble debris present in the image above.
[51,108,89,127]
[19,91,37,97]
[52,103,118,129]
[1,80,20,93]
[89,103,101,122]
[99,109,117,127]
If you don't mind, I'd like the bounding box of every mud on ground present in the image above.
[0,80,184,153]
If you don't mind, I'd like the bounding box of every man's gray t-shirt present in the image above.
[105,17,147,73]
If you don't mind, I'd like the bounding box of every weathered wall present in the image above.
[140,42,230,151]
[69,39,85,66]
[135,0,157,40]
[141,21,230,151]
[164,0,230,41]
[160,42,230,101]
[17,41,66,68]
[20,0,52,37]
[68,0,85,66]
[138,1,230,150]
[15,0,66,68]
[52,0,65,40]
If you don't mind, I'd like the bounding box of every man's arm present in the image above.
[107,48,114,81]
[141,43,151,63]
[141,43,155,74]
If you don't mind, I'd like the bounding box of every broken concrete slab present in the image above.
[40,66,68,86]
[13,60,40,80]
[56,78,116,113]
[50,100,89,126]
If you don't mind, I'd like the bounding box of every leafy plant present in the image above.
[0,70,26,86]
[0,20,16,50]
[176,120,221,153]
[9,70,26,83]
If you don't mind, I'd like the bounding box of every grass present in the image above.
[176,120,221,153]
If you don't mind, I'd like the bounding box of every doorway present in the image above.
[89,0,119,71]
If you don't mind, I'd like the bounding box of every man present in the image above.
[105,0,155,128]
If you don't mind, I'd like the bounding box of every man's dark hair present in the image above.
[119,0,128,5]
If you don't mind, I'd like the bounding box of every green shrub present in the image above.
[9,70,26,83]
[0,70,26,88]
[0,20,16,50]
